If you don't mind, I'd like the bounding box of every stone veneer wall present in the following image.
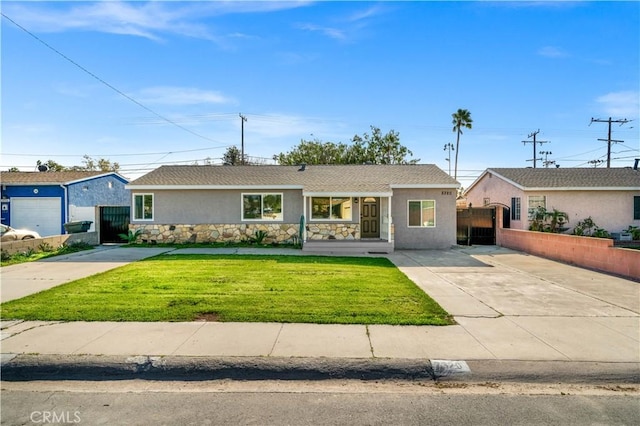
[305,223,360,240]
[130,223,362,244]
[130,224,300,244]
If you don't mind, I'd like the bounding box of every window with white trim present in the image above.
[133,194,153,220]
[408,200,436,227]
[310,197,352,220]
[511,197,521,221]
[242,193,282,221]
[527,195,546,219]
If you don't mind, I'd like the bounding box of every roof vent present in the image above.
[634,158,639,170]
[37,165,48,172]
[298,163,306,172]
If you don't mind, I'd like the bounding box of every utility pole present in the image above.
[443,143,454,176]
[590,117,628,168]
[539,151,553,168]
[239,113,247,165]
[522,130,549,168]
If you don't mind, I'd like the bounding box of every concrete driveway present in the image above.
[0,246,172,302]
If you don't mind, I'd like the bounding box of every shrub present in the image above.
[573,217,610,238]
[38,242,54,252]
[250,230,269,245]
[627,226,640,240]
[528,206,569,233]
[118,229,143,244]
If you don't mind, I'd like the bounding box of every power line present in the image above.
[1,12,223,145]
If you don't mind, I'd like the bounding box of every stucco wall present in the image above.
[131,189,304,224]
[497,228,639,281]
[392,188,457,249]
[465,173,640,233]
[67,174,130,207]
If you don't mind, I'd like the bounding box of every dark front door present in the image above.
[361,197,380,238]
[100,206,130,243]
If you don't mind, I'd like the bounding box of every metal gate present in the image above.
[99,206,130,243]
[456,207,496,245]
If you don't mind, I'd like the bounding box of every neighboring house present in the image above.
[464,167,640,234]
[0,171,130,237]
[125,164,460,252]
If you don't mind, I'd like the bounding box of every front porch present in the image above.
[302,239,394,254]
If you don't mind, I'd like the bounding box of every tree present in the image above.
[68,155,119,172]
[274,126,418,165]
[36,156,119,172]
[36,159,66,172]
[451,109,473,181]
[352,126,418,165]
[274,139,351,165]
[222,146,244,165]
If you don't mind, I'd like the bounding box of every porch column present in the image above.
[388,195,393,242]
[302,195,307,243]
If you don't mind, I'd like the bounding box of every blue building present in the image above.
[0,171,129,237]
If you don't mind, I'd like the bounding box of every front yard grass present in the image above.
[0,254,453,325]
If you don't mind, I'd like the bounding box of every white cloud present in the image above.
[296,3,389,42]
[1,1,311,42]
[134,86,234,106]
[596,91,640,118]
[296,23,346,41]
[537,46,568,58]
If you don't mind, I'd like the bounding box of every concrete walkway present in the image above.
[1,245,638,372]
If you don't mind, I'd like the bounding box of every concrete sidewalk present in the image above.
[1,245,639,381]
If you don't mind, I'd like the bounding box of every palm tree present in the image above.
[451,109,473,181]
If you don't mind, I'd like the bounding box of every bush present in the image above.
[118,229,143,244]
[572,217,610,238]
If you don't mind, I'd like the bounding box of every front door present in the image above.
[360,197,380,238]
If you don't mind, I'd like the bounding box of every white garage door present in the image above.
[12,197,62,237]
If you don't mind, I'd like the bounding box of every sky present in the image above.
[1,0,639,189]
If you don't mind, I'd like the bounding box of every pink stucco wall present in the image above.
[465,172,640,233]
[497,227,640,281]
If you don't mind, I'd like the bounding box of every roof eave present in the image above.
[303,191,393,197]
[125,184,304,190]
[391,183,460,189]
[524,186,640,191]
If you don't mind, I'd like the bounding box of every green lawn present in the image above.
[0,254,453,325]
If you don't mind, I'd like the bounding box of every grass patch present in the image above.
[0,254,453,325]
[1,242,95,267]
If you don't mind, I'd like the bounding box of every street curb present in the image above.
[1,355,439,382]
[2,355,638,384]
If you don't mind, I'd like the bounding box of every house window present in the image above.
[311,197,352,220]
[511,197,521,221]
[242,193,282,221]
[483,197,490,207]
[634,196,640,220]
[527,195,546,219]
[408,200,436,227]
[133,194,153,220]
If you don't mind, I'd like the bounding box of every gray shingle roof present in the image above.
[0,171,115,185]
[127,164,459,194]
[486,167,640,189]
